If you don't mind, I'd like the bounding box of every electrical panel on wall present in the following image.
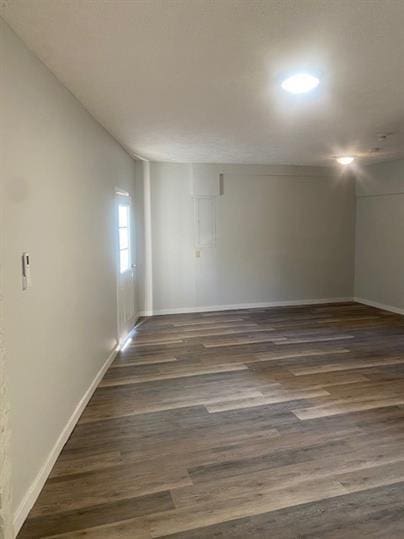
[194,197,216,248]
[191,165,223,252]
[191,164,221,197]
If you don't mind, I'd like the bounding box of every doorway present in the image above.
[115,190,137,346]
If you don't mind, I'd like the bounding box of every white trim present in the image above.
[115,190,137,344]
[13,344,120,536]
[354,297,404,316]
[143,161,153,315]
[138,297,353,317]
[138,310,153,317]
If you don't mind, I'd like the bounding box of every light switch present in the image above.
[22,252,32,290]
[195,250,201,258]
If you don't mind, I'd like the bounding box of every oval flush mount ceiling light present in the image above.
[336,156,355,165]
[281,73,320,94]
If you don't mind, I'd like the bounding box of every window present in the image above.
[118,203,130,273]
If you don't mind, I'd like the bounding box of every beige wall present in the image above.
[0,257,12,539]
[355,159,404,311]
[150,162,356,313]
[1,18,141,528]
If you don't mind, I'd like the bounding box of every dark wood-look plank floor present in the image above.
[18,302,404,538]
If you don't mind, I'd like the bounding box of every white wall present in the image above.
[149,163,356,313]
[355,159,404,312]
[0,16,362,535]
[0,19,142,531]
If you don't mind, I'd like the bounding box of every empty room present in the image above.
[2,0,404,537]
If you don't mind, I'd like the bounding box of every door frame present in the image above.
[114,188,136,347]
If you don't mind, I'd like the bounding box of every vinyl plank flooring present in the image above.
[18,492,169,538]
[18,302,404,538]
[147,478,348,537]
[289,356,404,375]
[205,388,330,413]
[45,521,151,539]
[157,482,404,539]
[29,463,191,518]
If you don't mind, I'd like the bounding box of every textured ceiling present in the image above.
[1,0,404,165]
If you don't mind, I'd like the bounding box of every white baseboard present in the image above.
[138,297,354,317]
[13,345,120,536]
[354,297,404,316]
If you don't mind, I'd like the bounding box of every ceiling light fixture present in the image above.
[281,73,320,94]
[336,156,355,165]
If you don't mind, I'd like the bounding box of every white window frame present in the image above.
[116,190,132,274]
